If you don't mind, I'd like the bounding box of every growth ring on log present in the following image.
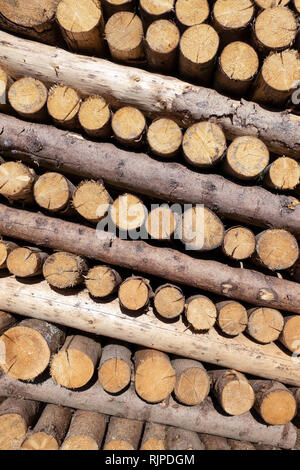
[105,12,144,61]
[56,0,102,34]
[8,77,47,118]
[185,296,217,331]
[220,42,259,82]
[47,85,81,126]
[254,7,297,51]
[6,247,43,278]
[217,301,248,336]
[0,161,35,200]
[34,172,71,212]
[72,180,111,223]
[247,307,284,344]
[118,277,150,311]
[154,285,185,319]
[182,121,226,167]
[222,227,256,260]
[78,96,110,137]
[111,193,146,231]
[145,206,177,240]
[43,252,87,288]
[265,156,300,191]
[0,413,27,450]
[21,432,58,450]
[85,266,120,298]
[175,0,209,28]
[213,0,254,30]
[112,106,146,144]
[225,136,269,180]
[255,229,299,271]
[147,118,182,158]
[0,0,58,28]
[181,206,224,251]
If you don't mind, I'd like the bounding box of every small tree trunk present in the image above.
[209,369,254,416]
[0,318,65,381]
[279,316,300,353]
[105,12,144,63]
[51,335,101,389]
[254,229,299,271]
[0,0,61,46]
[185,295,217,331]
[216,301,248,336]
[222,226,256,261]
[154,284,185,319]
[118,276,152,311]
[56,0,105,56]
[223,136,270,180]
[8,77,48,121]
[199,433,230,450]
[212,0,254,46]
[0,397,40,450]
[250,380,297,425]
[102,0,135,18]
[246,307,284,344]
[139,0,175,28]
[61,410,108,450]
[7,246,48,278]
[145,20,180,73]
[147,118,182,158]
[167,427,205,450]
[0,240,18,269]
[112,106,146,147]
[172,358,210,406]
[43,252,88,289]
[86,265,122,298]
[140,422,167,450]
[251,50,299,108]
[34,172,76,214]
[78,96,111,138]
[175,0,209,31]
[134,349,176,403]
[47,85,81,129]
[0,161,36,203]
[72,180,111,224]
[252,6,297,56]
[264,156,300,191]
[103,416,143,450]
[98,342,132,393]
[0,311,17,335]
[21,404,72,450]
[180,206,225,251]
[179,24,219,85]
[0,66,13,113]
[182,121,226,168]
[228,439,256,450]
[214,42,259,98]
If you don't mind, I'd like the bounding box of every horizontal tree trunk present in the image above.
[1,115,300,237]
[1,277,300,385]
[0,371,296,448]
[1,206,300,313]
[0,31,299,157]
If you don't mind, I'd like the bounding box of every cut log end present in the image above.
[213,370,255,416]
[175,0,209,29]
[85,265,121,298]
[134,349,176,403]
[0,0,58,28]
[182,121,226,167]
[0,241,18,269]
[141,437,166,450]
[280,316,300,352]
[8,77,47,119]
[174,367,210,406]
[0,161,35,201]
[7,247,46,278]
[154,285,185,319]
[61,435,99,450]
[247,307,284,344]
[181,206,224,251]
[213,0,254,31]
[254,7,297,52]
[98,357,131,393]
[118,277,150,311]
[217,301,248,336]
[253,381,297,425]
[78,96,111,137]
[185,295,217,331]
[43,252,87,288]
[145,20,180,72]
[104,439,134,450]
[222,226,256,260]
[0,413,27,450]
[21,432,59,450]
[225,136,269,180]
[73,180,111,223]
[146,206,177,240]
[0,325,50,380]
[51,348,95,389]
[255,229,299,271]
[112,106,146,145]
[111,193,146,231]
[47,85,81,127]
[265,157,300,191]
[140,423,167,450]
[147,118,182,158]
[140,0,174,18]
[34,172,71,212]
[105,12,144,62]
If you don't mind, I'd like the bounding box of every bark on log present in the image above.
[172,358,210,406]
[2,116,300,239]
[0,370,296,448]
[167,427,204,450]
[50,335,101,389]
[103,416,143,450]
[140,422,167,450]
[0,32,300,157]
[0,318,65,381]
[212,0,254,47]
[145,20,180,73]
[1,205,300,314]
[228,439,256,450]
[147,118,182,158]
[61,410,107,450]
[291,388,300,418]
[0,311,17,335]
[21,404,72,450]
[199,433,230,450]
[98,342,131,393]
[0,397,40,450]
[175,0,209,31]
[7,247,48,278]
[86,265,122,298]
[1,276,300,385]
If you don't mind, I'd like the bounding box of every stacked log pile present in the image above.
[0,0,299,452]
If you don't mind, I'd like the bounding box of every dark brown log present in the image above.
[1,204,300,313]
[167,427,205,450]
[21,404,72,450]
[0,311,17,335]
[98,342,131,393]
[140,422,167,450]
[103,416,143,450]
[61,410,107,450]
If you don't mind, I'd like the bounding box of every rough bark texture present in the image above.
[1,115,300,237]
[167,427,205,450]
[0,311,16,334]
[0,31,299,157]
[61,410,107,450]
[199,433,230,450]
[0,277,300,386]
[103,417,143,450]
[140,422,167,450]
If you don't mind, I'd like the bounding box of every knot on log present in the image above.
[258,288,276,302]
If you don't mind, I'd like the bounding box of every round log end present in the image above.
[174,367,210,405]
[213,0,254,30]
[105,12,143,61]
[280,316,300,352]
[51,347,95,389]
[112,106,146,144]
[73,180,111,223]
[260,389,296,425]
[0,161,35,200]
[43,252,87,289]
[181,206,224,251]
[247,307,284,343]
[225,136,269,180]
[185,296,217,331]
[140,437,166,450]
[220,371,255,416]
[222,226,256,260]
[7,247,43,278]
[217,301,248,336]
[255,229,299,271]
[57,0,102,34]
[0,0,57,27]
[254,7,297,51]
[85,265,120,298]
[34,172,71,212]
[0,413,27,450]
[180,24,219,66]
[8,77,47,118]
[154,285,185,319]
[140,0,174,17]
[98,357,131,393]
[111,193,145,231]
[220,42,259,81]
[182,121,226,167]
[147,118,182,158]
[47,85,81,125]
[175,0,209,29]
[146,206,177,240]
[21,432,59,450]
[61,435,99,450]
[78,96,110,137]
[265,156,300,191]
[118,277,150,311]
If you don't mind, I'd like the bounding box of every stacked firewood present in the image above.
[0,0,299,451]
